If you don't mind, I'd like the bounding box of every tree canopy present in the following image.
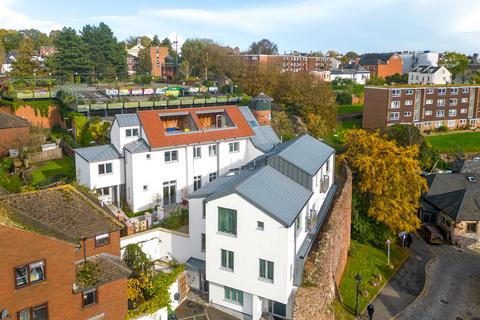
[439,52,469,79]
[10,37,38,77]
[248,39,278,55]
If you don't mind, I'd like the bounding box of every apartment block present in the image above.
[243,54,339,73]
[363,85,480,131]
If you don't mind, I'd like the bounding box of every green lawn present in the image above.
[337,104,363,115]
[425,131,480,153]
[335,241,408,317]
[30,157,75,187]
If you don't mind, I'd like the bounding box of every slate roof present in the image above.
[458,159,480,175]
[253,92,273,101]
[331,64,369,75]
[115,114,140,127]
[0,111,30,129]
[75,144,121,163]
[268,134,335,176]
[124,139,150,154]
[238,106,280,152]
[359,53,396,65]
[190,165,313,227]
[423,173,480,221]
[74,253,132,292]
[0,185,123,245]
[410,65,443,74]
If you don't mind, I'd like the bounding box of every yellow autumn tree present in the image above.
[342,129,427,232]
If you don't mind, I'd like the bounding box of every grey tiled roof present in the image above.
[238,106,280,152]
[359,53,396,65]
[269,134,335,176]
[411,65,442,74]
[115,114,140,127]
[124,139,150,154]
[190,165,312,227]
[0,111,30,129]
[75,144,120,163]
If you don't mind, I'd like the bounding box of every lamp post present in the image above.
[355,273,362,316]
[386,239,392,266]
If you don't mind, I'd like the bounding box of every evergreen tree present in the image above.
[151,35,160,46]
[11,37,38,76]
[137,48,152,75]
[162,37,178,61]
[49,27,92,79]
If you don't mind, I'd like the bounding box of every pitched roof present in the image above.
[75,144,121,163]
[0,185,123,245]
[115,114,140,127]
[359,53,396,65]
[332,64,369,75]
[190,165,313,227]
[238,106,280,152]
[459,159,480,175]
[410,65,443,74]
[124,139,150,154]
[0,111,30,129]
[137,106,254,149]
[268,134,335,176]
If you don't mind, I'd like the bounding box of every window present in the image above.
[424,110,433,116]
[425,99,433,105]
[405,100,413,106]
[462,98,468,103]
[451,88,458,95]
[194,175,202,191]
[163,180,177,206]
[18,303,48,320]
[193,146,202,159]
[208,145,217,156]
[259,259,274,282]
[436,110,445,117]
[435,121,443,128]
[460,119,467,125]
[437,99,445,107]
[83,288,97,307]
[449,98,458,106]
[438,88,446,95]
[390,101,400,109]
[295,214,301,234]
[209,172,217,182]
[462,88,469,93]
[126,128,139,137]
[391,89,401,97]
[467,223,478,233]
[15,260,45,288]
[146,154,151,160]
[406,89,414,95]
[164,150,178,163]
[461,108,468,114]
[229,142,240,153]
[448,120,456,127]
[449,109,457,116]
[426,88,434,94]
[95,233,110,247]
[389,112,399,120]
[404,111,412,117]
[98,187,110,196]
[201,233,206,252]
[98,163,112,175]
[221,249,234,271]
[224,286,243,305]
[218,207,237,235]
[257,221,264,230]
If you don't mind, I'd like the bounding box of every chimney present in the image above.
[250,92,273,125]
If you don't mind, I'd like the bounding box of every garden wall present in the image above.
[0,104,64,129]
[293,164,352,320]
[26,147,63,164]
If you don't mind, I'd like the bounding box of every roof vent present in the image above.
[467,176,477,183]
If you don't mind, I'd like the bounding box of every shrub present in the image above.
[336,91,352,105]
[436,125,448,133]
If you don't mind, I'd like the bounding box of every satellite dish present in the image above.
[174,292,180,301]
[0,309,10,320]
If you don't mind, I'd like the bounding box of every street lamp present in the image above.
[354,273,362,316]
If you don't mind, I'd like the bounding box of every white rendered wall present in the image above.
[209,282,254,316]
[75,154,91,187]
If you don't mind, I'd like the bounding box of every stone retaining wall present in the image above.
[293,164,352,320]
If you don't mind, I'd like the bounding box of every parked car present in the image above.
[419,224,443,244]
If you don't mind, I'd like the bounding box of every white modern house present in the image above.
[185,134,337,320]
[330,64,371,84]
[408,65,452,85]
[75,104,279,212]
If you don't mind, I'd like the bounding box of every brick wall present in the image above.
[0,104,65,129]
[0,126,30,156]
[362,88,389,129]
[293,164,352,320]
[377,55,403,78]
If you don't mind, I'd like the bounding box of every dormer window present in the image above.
[126,128,139,137]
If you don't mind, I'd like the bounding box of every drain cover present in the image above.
[440,299,449,304]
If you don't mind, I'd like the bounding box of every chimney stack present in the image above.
[250,92,273,125]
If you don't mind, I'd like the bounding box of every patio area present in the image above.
[173,291,240,320]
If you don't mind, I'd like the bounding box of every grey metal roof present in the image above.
[75,144,121,163]
[269,134,335,176]
[239,106,280,152]
[190,165,313,227]
[185,257,206,273]
[124,139,150,154]
[115,114,140,127]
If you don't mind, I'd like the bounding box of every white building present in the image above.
[408,65,452,85]
[75,105,280,212]
[330,64,371,84]
[185,134,337,320]
[400,51,439,74]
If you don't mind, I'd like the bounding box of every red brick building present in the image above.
[359,53,403,78]
[363,85,480,131]
[149,46,170,78]
[0,185,131,320]
[243,54,339,73]
[0,111,30,156]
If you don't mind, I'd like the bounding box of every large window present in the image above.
[18,303,48,320]
[224,286,243,305]
[165,151,178,163]
[209,172,217,182]
[163,180,177,205]
[15,260,45,288]
[126,128,139,137]
[221,249,234,271]
[98,163,112,175]
[95,233,110,247]
[229,142,240,153]
[194,175,202,191]
[218,207,237,235]
[259,259,274,282]
[82,288,97,307]
[389,112,399,121]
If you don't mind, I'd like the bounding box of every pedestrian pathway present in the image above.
[361,233,434,319]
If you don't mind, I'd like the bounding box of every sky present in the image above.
[1,0,480,54]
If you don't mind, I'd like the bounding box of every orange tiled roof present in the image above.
[137,106,255,149]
